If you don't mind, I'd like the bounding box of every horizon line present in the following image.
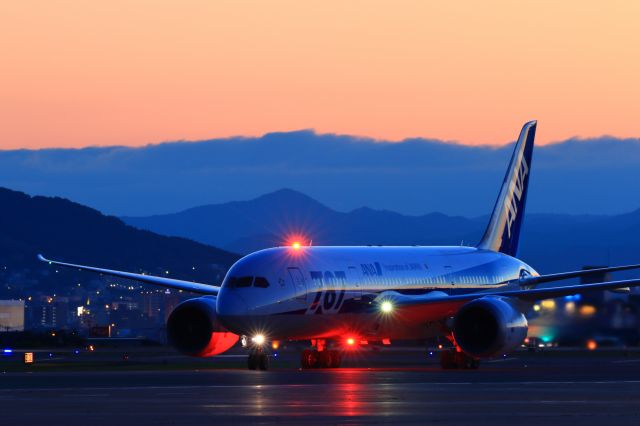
[3,128,640,152]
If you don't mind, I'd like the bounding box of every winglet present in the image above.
[477,120,536,257]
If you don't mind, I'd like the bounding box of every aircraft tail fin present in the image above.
[477,120,536,257]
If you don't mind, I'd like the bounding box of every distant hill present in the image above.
[123,189,478,253]
[123,189,640,274]
[0,187,240,298]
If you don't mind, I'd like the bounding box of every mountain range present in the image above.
[2,183,640,300]
[123,189,640,275]
[0,187,239,298]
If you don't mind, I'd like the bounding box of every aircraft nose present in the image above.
[217,290,249,317]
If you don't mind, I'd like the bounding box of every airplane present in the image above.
[39,120,640,370]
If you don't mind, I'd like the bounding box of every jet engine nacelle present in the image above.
[453,296,528,358]
[166,296,238,357]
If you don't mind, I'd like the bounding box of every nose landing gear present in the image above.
[242,335,270,370]
[247,347,269,370]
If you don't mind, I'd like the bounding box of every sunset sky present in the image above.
[1,0,638,149]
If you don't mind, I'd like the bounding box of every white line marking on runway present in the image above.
[3,380,640,393]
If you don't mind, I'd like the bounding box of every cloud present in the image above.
[0,131,639,217]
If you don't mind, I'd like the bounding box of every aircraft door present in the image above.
[346,266,362,300]
[288,267,307,302]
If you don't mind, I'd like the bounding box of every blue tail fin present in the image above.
[477,120,536,257]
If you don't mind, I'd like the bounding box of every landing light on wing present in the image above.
[292,242,301,250]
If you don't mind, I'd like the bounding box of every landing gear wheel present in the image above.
[440,350,480,370]
[301,349,319,369]
[318,350,332,368]
[248,353,258,370]
[439,350,457,369]
[258,353,269,370]
[329,350,342,368]
[467,357,480,370]
[248,350,269,370]
[455,352,480,369]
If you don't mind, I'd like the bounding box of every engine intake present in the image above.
[167,297,238,357]
[453,296,528,358]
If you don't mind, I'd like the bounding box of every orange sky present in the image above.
[1,0,639,149]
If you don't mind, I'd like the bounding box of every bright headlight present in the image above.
[381,301,394,313]
[251,334,266,345]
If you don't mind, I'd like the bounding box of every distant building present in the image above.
[0,300,25,332]
[33,296,70,329]
[143,292,163,322]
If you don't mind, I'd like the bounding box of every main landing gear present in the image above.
[300,349,342,369]
[439,349,480,370]
[300,339,343,369]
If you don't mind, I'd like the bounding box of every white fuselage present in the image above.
[216,246,537,341]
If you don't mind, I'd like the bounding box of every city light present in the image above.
[587,339,598,351]
[541,299,556,310]
[565,301,576,314]
[579,305,597,317]
[541,335,553,343]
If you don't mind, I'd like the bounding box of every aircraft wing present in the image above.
[519,263,640,286]
[38,254,220,295]
[377,277,640,320]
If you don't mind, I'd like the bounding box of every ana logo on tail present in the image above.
[506,158,529,238]
[477,120,536,257]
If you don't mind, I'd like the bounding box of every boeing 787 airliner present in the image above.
[40,121,640,370]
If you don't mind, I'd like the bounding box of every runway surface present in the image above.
[3,349,640,425]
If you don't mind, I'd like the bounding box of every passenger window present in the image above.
[235,276,254,287]
[254,277,270,288]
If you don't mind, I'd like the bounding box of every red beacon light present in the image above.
[344,336,361,350]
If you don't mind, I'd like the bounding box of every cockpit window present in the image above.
[254,277,270,288]
[226,276,269,288]
[227,276,253,288]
